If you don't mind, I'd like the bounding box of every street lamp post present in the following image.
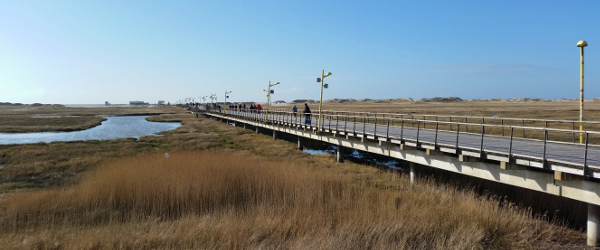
[317,70,332,131]
[263,81,280,122]
[225,90,232,110]
[578,40,588,143]
[210,94,217,110]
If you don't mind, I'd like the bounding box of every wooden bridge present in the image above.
[198,107,600,246]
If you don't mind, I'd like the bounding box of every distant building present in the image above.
[129,101,149,106]
[105,101,111,106]
[158,100,166,105]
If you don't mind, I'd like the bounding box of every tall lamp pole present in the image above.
[263,81,280,122]
[317,70,332,131]
[210,94,217,109]
[578,40,588,143]
[225,90,232,110]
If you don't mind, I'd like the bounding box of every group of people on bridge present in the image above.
[227,103,263,113]
[292,103,312,125]
[195,102,314,125]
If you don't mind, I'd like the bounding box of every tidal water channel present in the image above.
[0,116,181,145]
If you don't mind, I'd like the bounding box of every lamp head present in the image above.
[274,82,280,85]
[577,40,588,47]
[326,72,332,77]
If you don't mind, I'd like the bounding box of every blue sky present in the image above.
[1,1,598,104]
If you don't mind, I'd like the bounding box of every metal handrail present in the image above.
[203,108,600,176]
[211,108,600,136]
[318,109,600,125]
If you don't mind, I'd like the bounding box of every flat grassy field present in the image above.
[275,99,600,120]
[363,100,596,116]
[0,102,591,249]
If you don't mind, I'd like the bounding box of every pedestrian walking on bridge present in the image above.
[292,105,297,117]
[303,103,311,125]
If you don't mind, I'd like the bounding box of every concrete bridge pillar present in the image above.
[336,145,344,163]
[255,126,259,134]
[243,123,246,129]
[410,162,416,186]
[297,137,303,150]
[273,130,277,140]
[588,203,600,246]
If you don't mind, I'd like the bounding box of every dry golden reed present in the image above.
[0,151,582,249]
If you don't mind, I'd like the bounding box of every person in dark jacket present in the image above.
[303,103,311,125]
[292,105,297,117]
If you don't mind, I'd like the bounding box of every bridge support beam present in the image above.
[255,126,259,134]
[589,203,600,246]
[297,137,303,150]
[273,130,277,140]
[410,162,416,186]
[336,145,344,163]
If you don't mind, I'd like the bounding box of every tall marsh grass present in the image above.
[0,151,582,249]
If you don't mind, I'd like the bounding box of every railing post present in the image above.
[353,116,356,135]
[400,119,404,141]
[434,122,439,148]
[416,121,421,145]
[344,115,347,134]
[363,117,366,136]
[374,114,378,137]
[584,132,589,176]
[386,119,390,139]
[455,124,460,151]
[501,119,505,136]
[543,130,548,168]
[522,120,525,138]
[509,127,514,160]
[336,113,339,132]
[573,122,576,143]
[479,125,485,156]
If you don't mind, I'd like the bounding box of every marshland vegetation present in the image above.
[0,102,592,249]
